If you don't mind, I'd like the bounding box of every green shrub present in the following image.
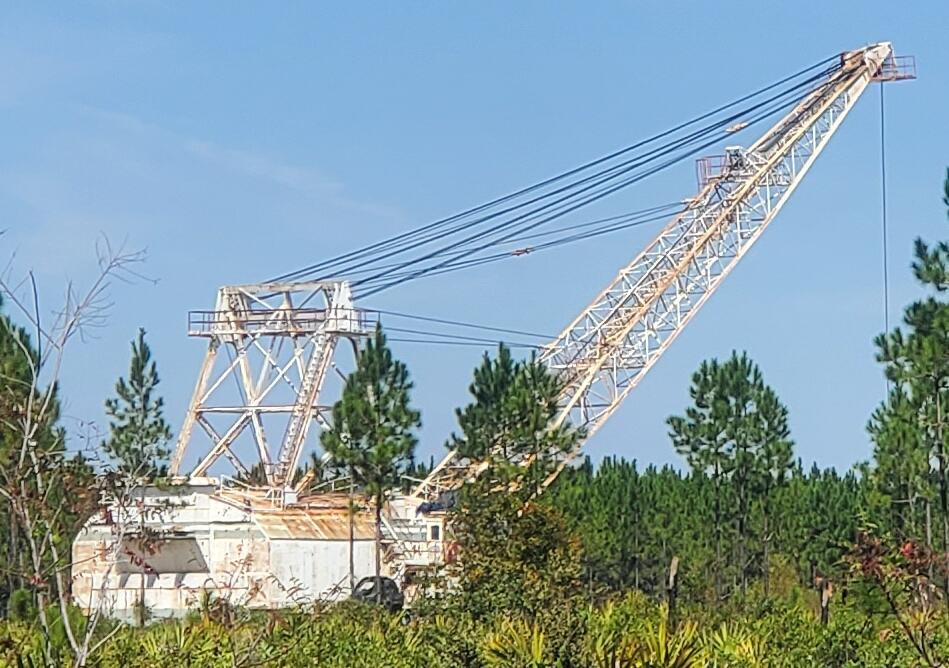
[2,592,949,667]
[6,589,35,623]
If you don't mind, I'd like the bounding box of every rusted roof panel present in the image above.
[253,507,375,540]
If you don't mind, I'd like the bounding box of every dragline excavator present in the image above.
[72,42,914,618]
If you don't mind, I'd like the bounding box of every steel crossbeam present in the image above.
[170,282,366,488]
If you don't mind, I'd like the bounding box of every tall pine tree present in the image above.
[868,385,931,540]
[873,170,949,599]
[446,344,584,628]
[668,358,731,600]
[102,328,172,478]
[321,325,420,598]
[449,343,518,463]
[450,343,581,495]
[669,351,792,598]
[750,382,793,597]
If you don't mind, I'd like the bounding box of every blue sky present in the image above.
[1,2,947,474]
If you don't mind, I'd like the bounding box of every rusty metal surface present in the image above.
[254,506,376,540]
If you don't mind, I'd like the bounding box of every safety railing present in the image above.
[873,54,916,82]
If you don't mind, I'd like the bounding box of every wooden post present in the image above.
[348,470,355,595]
[667,556,680,631]
[137,486,146,628]
[927,499,934,582]
[819,578,833,626]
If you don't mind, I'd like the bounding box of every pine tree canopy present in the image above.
[0,296,64,458]
[102,328,172,478]
[867,169,949,565]
[450,343,518,462]
[321,325,420,498]
[668,351,793,483]
[666,350,793,595]
[448,343,583,490]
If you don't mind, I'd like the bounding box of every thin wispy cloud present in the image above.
[76,104,399,219]
[183,139,342,195]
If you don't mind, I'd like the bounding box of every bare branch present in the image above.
[0,236,150,665]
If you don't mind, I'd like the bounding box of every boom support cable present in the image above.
[335,202,682,278]
[356,75,834,298]
[269,57,841,286]
[880,82,890,337]
[880,81,891,395]
[368,308,554,339]
[354,71,834,291]
[337,74,827,291]
[353,206,686,284]
[387,337,541,350]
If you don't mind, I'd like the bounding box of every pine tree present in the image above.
[868,385,931,539]
[449,343,518,462]
[102,329,172,478]
[751,384,793,597]
[873,170,949,600]
[668,358,731,600]
[549,453,870,604]
[0,296,39,608]
[446,344,584,632]
[450,344,582,495]
[237,462,270,487]
[669,351,792,598]
[771,463,858,588]
[321,325,420,600]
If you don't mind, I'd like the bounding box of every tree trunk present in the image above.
[762,500,770,598]
[374,493,383,605]
[348,469,355,594]
[714,464,722,602]
[587,563,594,604]
[927,498,934,582]
[820,579,832,626]
[634,525,641,590]
[738,498,747,596]
[667,556,679,631]
[736,452,749,597]
[8,504,18,603]
[936,388,949,607]
[908,484,917,538]
[137,485,146,627]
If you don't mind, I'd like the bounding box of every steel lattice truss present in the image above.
[414,42,903,501]
[169,282,365,487]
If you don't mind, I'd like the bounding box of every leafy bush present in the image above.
[5,589,35,623]
[2,593,949,667]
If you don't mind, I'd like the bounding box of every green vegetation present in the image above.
[666,351,793,598]
[448,343,582,494]
[1,171,949,665]
[550,457,862,607]
[6,588,949,666]
[438,348,585,635]
[321,324,421,597]
[102,328,172,478]
[0,295,94,643]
